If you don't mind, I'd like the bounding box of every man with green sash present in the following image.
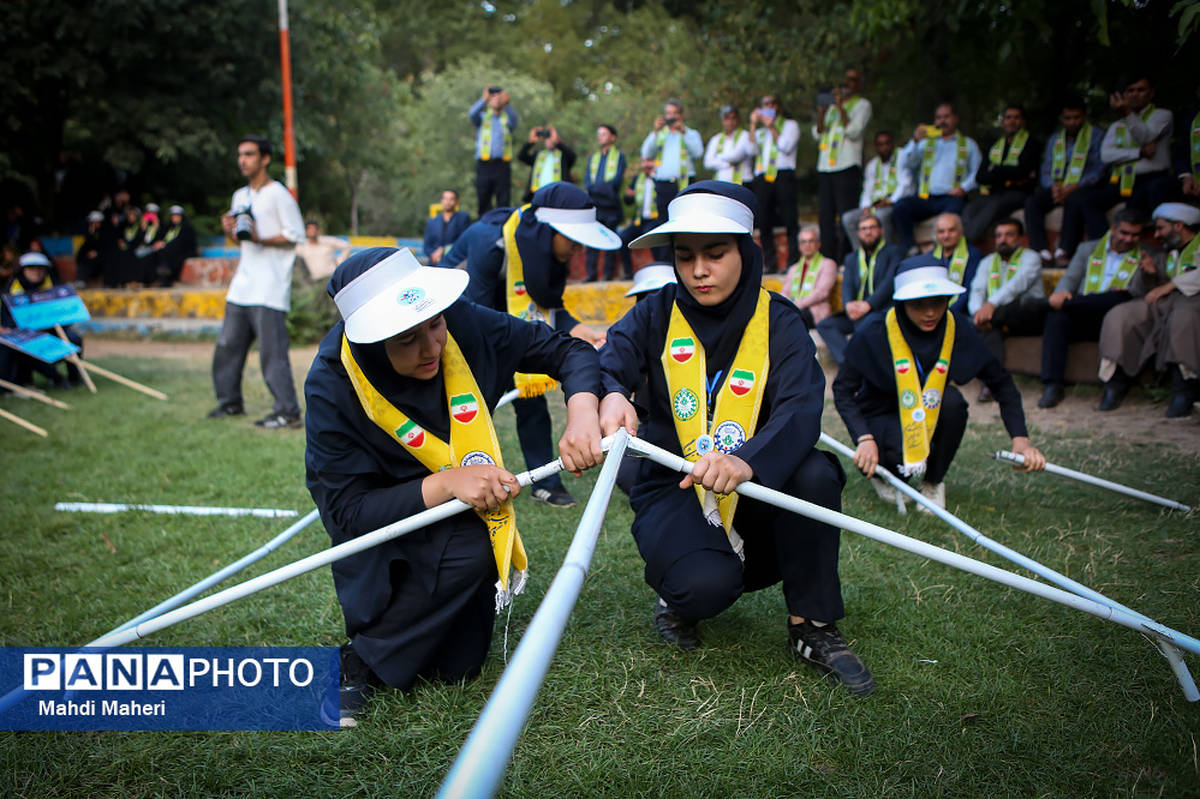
[749,93,803,271]
[930,212,980,315]
[1038,208,1157,408]
[1080,76,1174,232]
[812,68,873,261]
[1172,105,1200,201]
[1025,96,1106,266]
[892,102,982,255]
[703,105,753,185]
[583,124,627,281]
[962,104,1039,244]
[815,212,904,364]
[782,225,837,328]
[639,99,703,261]
[842,131,913,253]
[967,218,1046,396]
[1098,203,1200,416]
[469,86,518,214]
[619,158,665,276]
[518,124,576,204]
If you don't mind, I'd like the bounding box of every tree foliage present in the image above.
[0,0,1190,238]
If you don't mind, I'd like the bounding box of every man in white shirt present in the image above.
[208,134,306,429]
[295,219,351,282]
[640,99,704,260]
[813,68,872,261]
[749,93,802,271]
[841,131,912,252]
[704,105,753,185]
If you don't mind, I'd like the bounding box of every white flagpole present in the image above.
[993,450,1191,512]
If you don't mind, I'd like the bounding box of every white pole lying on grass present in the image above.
[819,433,1199,701]
[992,450,1192,512]
[0,451,577,716]
[624,436,1200,674]
[437,430,630,799]
[104,508,322,637]
[54,502,301,518]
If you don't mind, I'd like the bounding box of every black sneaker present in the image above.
[322,643,384,729]
[530,487,577,507]
[654,600,700,650]
[788,619,875,697]
[206,403,245,419]
[255,412,302,429]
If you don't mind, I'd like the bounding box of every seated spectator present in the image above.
[1025,96,1106,266]
[115,206,142,286]
[151,205,198,286]
[929,212,980,315]
[422,190,470,266]
[815,212,904,364]
[1098,203,1200,416]
[133,203,163,285]
[891,103,982,255]
[1079,75,1174,231]
[833,255,1046,511]
[782,225,837,328]
[519,125,575,204]
[1038,208,1160,408]
[961,104,1039,244]
[967,218,1047,399]
[619,158,665,277]
[584,125,627,281]
[704,105,753,185]
[842,131,912,251]
[1,252,84,388]
[74,210,108,287]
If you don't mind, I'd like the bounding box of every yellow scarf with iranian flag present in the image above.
[339,333,527,610]
[502,206,560,398]
[933,237,969,285]
[885,307,954,477]
[662,288,771,542]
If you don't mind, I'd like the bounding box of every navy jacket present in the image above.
[601,286,825,492]
[841,242,904,313]
[583,149,627,219]
[423,211,471,264]
[304,298,600,632]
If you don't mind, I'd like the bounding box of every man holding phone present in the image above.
[639,99,704,260]
[749,94,802,270]
[813,69,873,262]
[469,86,518,213]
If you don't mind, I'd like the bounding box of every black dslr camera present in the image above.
[232,206,255,241]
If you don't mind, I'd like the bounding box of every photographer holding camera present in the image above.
[518,123,576,203]
[209,134,305,429]
[638,99,703,260]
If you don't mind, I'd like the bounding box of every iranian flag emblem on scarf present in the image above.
[514,280,527,296]
[935,358,949,375]
[728,369,755,396]
[397,420,426,448]
[450,393,479,424]
[895,358,911,375]
[669,337,696,363]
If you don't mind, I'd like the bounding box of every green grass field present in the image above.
[1,350,1198,798]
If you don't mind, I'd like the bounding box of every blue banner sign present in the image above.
[4,284,91,330]
[0,330,80,364]
[1,647,340,731]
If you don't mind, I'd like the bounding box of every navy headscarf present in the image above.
[512,182,597,311]
[664,180,765,379]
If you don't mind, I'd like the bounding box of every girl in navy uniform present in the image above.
[832,255,1046,510]
[305,247,603,725]
[599,182,874,697]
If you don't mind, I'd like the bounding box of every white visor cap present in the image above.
[625,264,678,297]
[334,249,469,344]
[892,265,967,302]
[628,192,754,250]
[535,206,622,250]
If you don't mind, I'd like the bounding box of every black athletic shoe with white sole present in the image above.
[321,642,385,729]
[654,600,700,650]
[788,619,875,697]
